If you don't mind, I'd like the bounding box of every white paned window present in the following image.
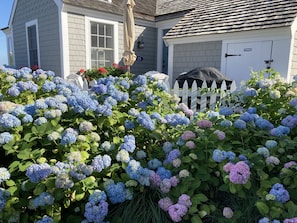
[90,21,114,68]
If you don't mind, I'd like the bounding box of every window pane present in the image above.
[99,37,105,48]
[106,24,113,36]
[91,36,97,47]
[106,37,113,48]
[99,24,105,35]
[91,23,97,34]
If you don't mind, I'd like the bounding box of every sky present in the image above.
[0,0,14,66]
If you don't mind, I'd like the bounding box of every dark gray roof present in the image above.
[155,0,198,15]
[164,0,297,39]
[63,0,156,21]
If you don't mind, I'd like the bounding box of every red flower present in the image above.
[112,63,118,68]
[79,68,85,73]
[31,64,39,71]
[98,67,107,74]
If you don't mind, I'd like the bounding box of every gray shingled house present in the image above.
[3,0,297,86]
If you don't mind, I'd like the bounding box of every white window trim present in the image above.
[85,17,118,69]
[25,19,41,67]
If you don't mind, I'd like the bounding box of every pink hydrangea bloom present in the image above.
[229,161,251,184]
[197,120,213,128]
[168,203,188,222]
[158,197,173,211]
[178,194,192,208]
[223,207,234,219]
[185,141,196,149]
[214,130,226,140]
[284,161,297,169]
[223,162,234,173]
[181,130,196,141]
[284,217,297,223]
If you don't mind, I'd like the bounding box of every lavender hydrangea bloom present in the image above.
[168,203,188,222]
[133,75,147,86]
[164,149,181,165]
[158,197,173,211]
[26,163,52,183]
[269,183,290,203]
[227,161,251,184]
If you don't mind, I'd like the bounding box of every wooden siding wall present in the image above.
[118,23,158,75]
[172,41,222,82]
[68,13,86,74]
[12,0,61,75]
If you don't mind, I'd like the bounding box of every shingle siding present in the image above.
[12,0,61,75]
[172,41,222,81]
[68,13,86,74]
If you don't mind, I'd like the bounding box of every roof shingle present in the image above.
[164,0,297,39]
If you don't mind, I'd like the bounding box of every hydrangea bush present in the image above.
[1,66,297,223]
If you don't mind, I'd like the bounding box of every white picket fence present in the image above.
[170,80,237,112]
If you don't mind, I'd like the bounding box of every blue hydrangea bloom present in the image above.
[156,167,172,180]
[219,107,233,116]
[105,182,127,204]
[269,183,290,203]
[212,149,227,162]
[270,125,290,137]
[148,158,162,170]
[36,215,54,223]
[234,119,247,129]
[26,163,52,183]
[220,120,232,127]
[255,117,274,130]
[120,135,136,153]
[0,113,21,129]
[32,192,54,208]
[0,188,10,211]
[61,128,77,145]
[0,132,13,145]
[124,120,135,130]
[137,111,155,130]
[84,190,108,223]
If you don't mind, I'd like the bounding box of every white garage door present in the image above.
[224,40,273,85]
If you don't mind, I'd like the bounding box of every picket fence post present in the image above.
[171,80,237,112]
